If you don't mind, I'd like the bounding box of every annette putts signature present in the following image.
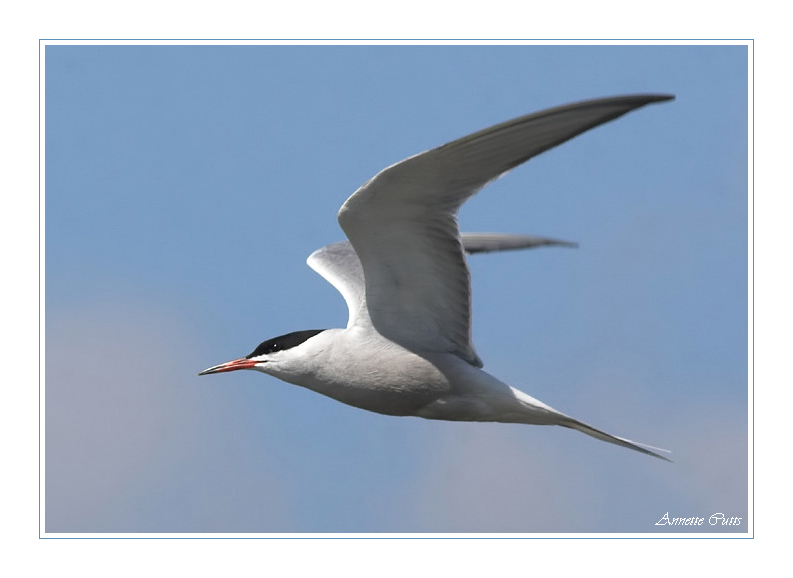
[656,512,742,526]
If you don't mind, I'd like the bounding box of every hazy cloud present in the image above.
[45,300,295,532]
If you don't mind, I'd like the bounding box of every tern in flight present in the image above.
[200,94,674,460]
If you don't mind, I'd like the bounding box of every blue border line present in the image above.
[38,39,42,539]
[40,532,754,540]
[38,38,755,41]
[38,39,754,540]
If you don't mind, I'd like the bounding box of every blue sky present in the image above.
[45,44,749,533]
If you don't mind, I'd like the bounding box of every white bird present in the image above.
[200,94,674,461]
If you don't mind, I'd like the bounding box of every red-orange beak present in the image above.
[198,358,259,376]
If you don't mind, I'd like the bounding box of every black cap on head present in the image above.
[246,329,325,359]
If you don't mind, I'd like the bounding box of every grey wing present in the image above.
[462,233,577,254]
[337,94,673,365]
[307,233,576,330]
[307,241,366,329]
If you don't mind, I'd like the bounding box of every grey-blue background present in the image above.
[45,44,748,533]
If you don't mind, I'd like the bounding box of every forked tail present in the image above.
[560,417,672,462]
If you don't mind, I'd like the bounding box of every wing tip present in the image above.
[596,93,675,106]
[462,233,579,254]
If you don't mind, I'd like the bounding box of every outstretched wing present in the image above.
[307,233,575,329]
[336,94,673,366]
